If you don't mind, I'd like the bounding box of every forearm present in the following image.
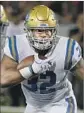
[1,67,25,88]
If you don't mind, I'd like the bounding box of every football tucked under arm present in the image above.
[17,55,34,70]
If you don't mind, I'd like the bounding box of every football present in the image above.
[17,55,34,70]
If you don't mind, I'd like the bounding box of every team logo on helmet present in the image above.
[39,23,48,27]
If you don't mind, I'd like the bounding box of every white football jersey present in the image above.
[4,33,82,107]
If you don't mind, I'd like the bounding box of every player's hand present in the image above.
[32,54,53,74]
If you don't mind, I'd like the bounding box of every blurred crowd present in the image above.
[0,1,83,110]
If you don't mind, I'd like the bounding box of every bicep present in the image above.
[1,55,24,87]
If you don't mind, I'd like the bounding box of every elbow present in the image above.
[0,76,11,88]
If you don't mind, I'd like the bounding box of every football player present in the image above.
[0,5,9,59]
[1,5,84,113]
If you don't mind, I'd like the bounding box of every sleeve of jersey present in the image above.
[4,36,19,62]
[71,41,82,69]
[64,39,82,70]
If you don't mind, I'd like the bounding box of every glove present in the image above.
[32,54,53,74]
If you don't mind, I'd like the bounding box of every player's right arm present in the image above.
[0,37,53,88]
[1,54,53,88]
[0,55,25,88]
[0,36,32,88]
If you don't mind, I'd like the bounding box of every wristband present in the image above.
[19,66,35,79]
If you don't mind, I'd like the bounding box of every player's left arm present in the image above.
[70,40,84,80]
[71,58,84,80]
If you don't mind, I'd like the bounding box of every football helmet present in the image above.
[25,5,59,55]
[0,5,9,49]
[0,5,9,37]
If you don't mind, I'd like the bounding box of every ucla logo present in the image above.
[39,23,48,27]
